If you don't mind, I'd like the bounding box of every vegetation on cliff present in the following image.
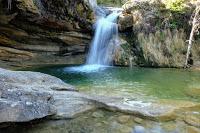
[117,0,200,68]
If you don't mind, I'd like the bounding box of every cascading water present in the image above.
[7,0,12,10]
[86,11,120,65]
[65,1,121,72]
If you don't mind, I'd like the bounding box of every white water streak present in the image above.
[7,0,12,10]
[86,1,121,65]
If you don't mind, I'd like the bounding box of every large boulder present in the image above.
[0,68,76,123]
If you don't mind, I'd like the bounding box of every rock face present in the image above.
[0,0,94,69]
[14,0,94,31]
[117,0,200,68]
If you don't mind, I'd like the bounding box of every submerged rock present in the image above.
[134,117,143,124]
[186,126,200,133]
[117,115,131,124]
[92,111,105,118]
[110,121,133,133]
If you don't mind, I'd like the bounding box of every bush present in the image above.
[97,0,126,7]
[165,0,187,12]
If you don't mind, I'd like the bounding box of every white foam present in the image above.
[64,65,111,73]
[124,98,152,108]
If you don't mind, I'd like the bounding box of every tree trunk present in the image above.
[185,23,195,68]
[185,7,200,68]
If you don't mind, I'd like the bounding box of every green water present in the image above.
[2,66,199,133]
[29,65,200,102]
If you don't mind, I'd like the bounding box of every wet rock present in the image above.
[186,126,200,133]
[92,111,104,118]
[161,122,176,132]
[95,122,102,127]
[118,14,133,31]
[90,97,200,122]
[114,37,134,67]
[117,115,131,124]
[134,117,143,124]
[184,115,200,128]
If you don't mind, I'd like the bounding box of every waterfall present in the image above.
[34,0,45,16]
[86,11,120,65]
[65,1,121,72]
[88,0,97,9]
[86,1,121,66]
[7,0,12,10]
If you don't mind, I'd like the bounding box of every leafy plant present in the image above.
[165,0,187,12]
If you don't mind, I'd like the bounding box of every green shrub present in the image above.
[97,0,125,7]
[165,0,187,12]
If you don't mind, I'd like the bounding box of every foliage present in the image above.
[97,0,126,7]
[165,0,187,12]
[169,21,179,29]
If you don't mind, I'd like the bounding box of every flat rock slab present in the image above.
[52,91,96,119]
[86,96,200,121]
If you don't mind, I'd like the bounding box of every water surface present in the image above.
[29,65,200,102]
